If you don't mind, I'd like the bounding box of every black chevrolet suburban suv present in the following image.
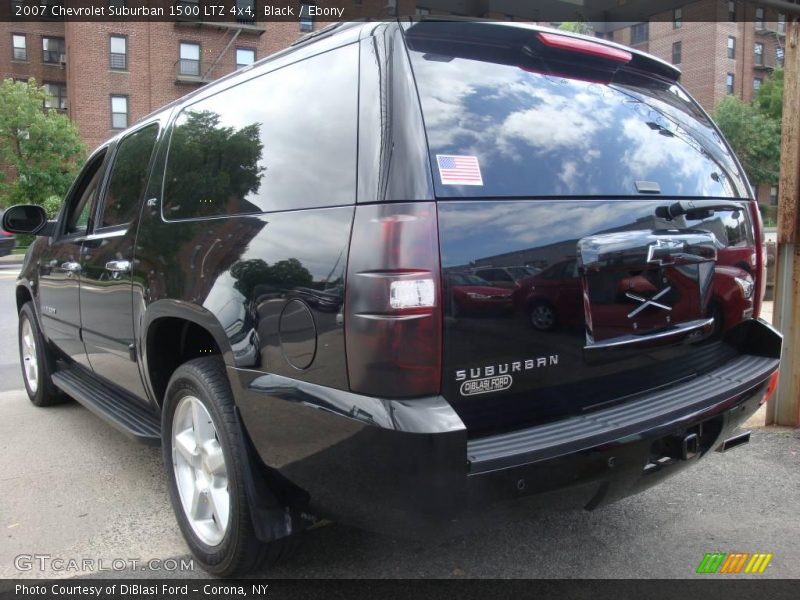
[4,20,782,576]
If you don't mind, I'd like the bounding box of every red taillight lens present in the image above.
[748,201,767,318]
[761,369,780,405]
[537,32,632,63]
[345,203,442,398]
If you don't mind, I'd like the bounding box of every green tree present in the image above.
[0,79,85,207]
[714,94,781,186]
[558,22,594,35]
[753,67,783,122]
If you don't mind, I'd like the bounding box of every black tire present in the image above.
[529,301,557,332]
[18,302,66,407]
[162,356,294,577]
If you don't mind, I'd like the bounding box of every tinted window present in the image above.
[99,124,159,228]
[163,44,358,219]
[65,151,107,235]
[405,22,748,200]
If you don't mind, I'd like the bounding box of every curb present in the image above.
[0,254,24,265]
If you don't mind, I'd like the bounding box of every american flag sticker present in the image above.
[436,154,483,186]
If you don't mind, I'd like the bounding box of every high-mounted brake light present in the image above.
[345,203,442,398]
[537,32,633,63]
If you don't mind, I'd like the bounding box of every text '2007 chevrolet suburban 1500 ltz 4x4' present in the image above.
[3,19,782,576]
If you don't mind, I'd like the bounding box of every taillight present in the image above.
[345,203,442,398]
[748,201,767,318]
[761,370,780,405]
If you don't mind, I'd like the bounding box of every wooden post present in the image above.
[768,18,800,427]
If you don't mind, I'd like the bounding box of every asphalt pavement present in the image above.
[0,265,798,579]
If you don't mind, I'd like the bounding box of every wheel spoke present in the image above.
[174,429,197,465]
[189,485,210,520]
[203,441,226,477]
[208,486,229,530]
[191,400,215,445]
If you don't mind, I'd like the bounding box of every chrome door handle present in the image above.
[61,261,81,273]
[105,260,131,274]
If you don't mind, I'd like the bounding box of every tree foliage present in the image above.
[753,67,783,123]
[0,79,85,207]
[558,22,594,35]
[164,110,264,218]
[714,95,781,186]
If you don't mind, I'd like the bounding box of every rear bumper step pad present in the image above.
[467,353,778,474]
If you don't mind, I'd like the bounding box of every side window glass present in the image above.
[163,43,358,219]
[99,123,159,228]
[64,151,107,236]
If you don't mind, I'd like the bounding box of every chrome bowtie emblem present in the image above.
[626,286,672,319]
[647,238,685,265]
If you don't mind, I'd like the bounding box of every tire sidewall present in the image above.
[19,304,47,405]
[162,365,244,573]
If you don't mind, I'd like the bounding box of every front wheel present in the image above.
[162,356,293,576]
[18,302,66,407]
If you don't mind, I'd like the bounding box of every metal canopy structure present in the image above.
[416,0,800,21]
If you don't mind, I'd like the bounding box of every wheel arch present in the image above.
[141,300,235,407]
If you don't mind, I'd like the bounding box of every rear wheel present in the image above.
[162,356,294,576]
[18,302,66,407]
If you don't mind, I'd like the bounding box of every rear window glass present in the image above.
[163,44,358,219]
[405,22,748,199]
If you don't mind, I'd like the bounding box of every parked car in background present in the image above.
[0,213,17,256]
[445,272,513,316]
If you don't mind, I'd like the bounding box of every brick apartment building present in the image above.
[0,0,416,151]
[0,0,791,205]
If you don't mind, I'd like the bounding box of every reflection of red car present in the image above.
[716,244,756,274]
[523,257,754,338]
[446,273,513,316]
[709,265,754,335]
[524,258,582,331]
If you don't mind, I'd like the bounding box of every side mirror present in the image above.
[2,204,49,235]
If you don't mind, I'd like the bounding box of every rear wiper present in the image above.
[655,200,742,221]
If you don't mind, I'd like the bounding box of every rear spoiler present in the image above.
[403,17,681,82]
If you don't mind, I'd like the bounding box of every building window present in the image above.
[673,7,682,29]
[726,73,735,94]
[42,36,65,64]
[416,7,430,15]
[111,95,128,129]
[12,33,26,61]
[753,77,763,92]
[672,41,682,64]
[754,42,764,66]
[235,47,255,69]
[777,46,784,67]
[630,22,648,45]
[43,82,67,111]
[299,3,314,32]
[728,0,736,21]
[727,36,736,59]
[235,0,255,23]
[179,42,200,76]
[778,14,786,35]
[755,7,765,30]
[109,35,127,70]
[770,186,778,206]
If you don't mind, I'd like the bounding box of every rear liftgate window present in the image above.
[404,21,749,199]
[162,44,358,219]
